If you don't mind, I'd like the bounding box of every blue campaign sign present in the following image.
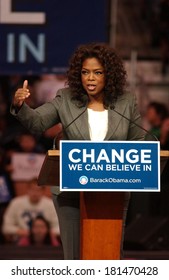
[60,140,160,192]
[0,0,108,74]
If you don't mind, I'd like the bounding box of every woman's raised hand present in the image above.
[13,80,30,107]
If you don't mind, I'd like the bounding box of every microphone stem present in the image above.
[52,106,87,150]
[112,107,159,142]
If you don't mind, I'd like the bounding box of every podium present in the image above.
[80,191,126,259]
[38,149,169,260]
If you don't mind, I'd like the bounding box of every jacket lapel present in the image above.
[69,103,90,140]
[105,96,128,140]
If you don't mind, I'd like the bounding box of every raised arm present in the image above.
[11,81,64,135]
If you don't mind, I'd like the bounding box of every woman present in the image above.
[11,43,144,259]
[18,215,60,246]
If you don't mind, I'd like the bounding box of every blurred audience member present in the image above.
[145,101,169,148]
[0,148,14,202]
[15,132,45,153]
[0,148,15,244]
[145,101,169,216]
[160,118,169,149]
[2,178,60,243]
[18,215,60,246]
[3,131,45,173]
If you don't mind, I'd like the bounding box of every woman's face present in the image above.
[81,57,105,100]
[146,107,162,127]
[32,219,48,244]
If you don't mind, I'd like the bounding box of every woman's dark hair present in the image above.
[29,215,51,245]
[67,42,127,108]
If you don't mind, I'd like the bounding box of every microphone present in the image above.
[52,106,87,149]
[110,105,158,141]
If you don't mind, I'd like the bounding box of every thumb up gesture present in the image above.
[13,80,30,108]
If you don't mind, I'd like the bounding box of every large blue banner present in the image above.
[0,0,108,74]
[60,141,160,191]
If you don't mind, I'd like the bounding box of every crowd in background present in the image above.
[0,74,66,247]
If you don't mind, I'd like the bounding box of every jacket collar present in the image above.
[69,102,90,140]
[69,95,128,140]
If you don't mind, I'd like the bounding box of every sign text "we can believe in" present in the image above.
[60,141,160,192]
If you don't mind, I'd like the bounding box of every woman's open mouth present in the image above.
[87,84,96,91]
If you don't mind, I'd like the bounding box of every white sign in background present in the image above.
[11,152,45,181]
